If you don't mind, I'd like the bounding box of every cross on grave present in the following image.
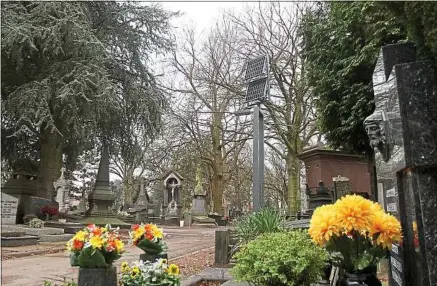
[364,43,437,286]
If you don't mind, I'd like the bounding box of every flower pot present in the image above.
[77,265,117,286]
[139,252,168,263]
[337,271,382,286]
[180,220,184,228]
[59,219,67,223]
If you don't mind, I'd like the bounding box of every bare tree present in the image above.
[166,19,251,214]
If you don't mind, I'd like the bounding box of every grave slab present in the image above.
[2,225,64,236]
[1,235,39,247]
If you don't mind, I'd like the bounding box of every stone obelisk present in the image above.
[80,143,129,227]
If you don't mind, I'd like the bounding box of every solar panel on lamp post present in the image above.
[242,55,270,212]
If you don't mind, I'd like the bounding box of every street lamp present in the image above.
[241,55,270,212]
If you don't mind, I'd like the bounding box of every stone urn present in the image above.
[77,266,117,286]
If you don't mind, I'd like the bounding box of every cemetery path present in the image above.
[1,226,220,286]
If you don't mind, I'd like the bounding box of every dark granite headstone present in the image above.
[364,43,437,286]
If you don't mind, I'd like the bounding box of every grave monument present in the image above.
[162,171,184,225]
[190,167,216,226]
[54,167,69,213]
[79,143,129,228]
[2,159,58,223]
[128,177,156,223]
[364,42,437,286]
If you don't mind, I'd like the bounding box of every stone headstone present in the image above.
[364,43,437,286]
[332,176,352,201]
[1,193,18,224]
[191,195,208,216]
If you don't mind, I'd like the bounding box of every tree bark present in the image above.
[286,155,301,214]
[38,128,62,199]
[211,112,225,215]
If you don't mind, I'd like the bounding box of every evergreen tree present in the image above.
[1,2,177,199]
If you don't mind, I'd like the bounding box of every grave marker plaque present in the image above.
[1,192,19,224]
[365,43,437,286]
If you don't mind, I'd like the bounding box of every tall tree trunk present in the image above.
[38,128,62,199]
[286,155,301,214]
[211,113,225,214]
[123,171,136,205]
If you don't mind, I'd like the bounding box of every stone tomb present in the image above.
[364,43,437,286]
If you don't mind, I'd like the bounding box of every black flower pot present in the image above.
[139,252,168,263]
[337,270,382,286]
[77,265,117,286]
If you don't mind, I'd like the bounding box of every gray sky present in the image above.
[160,1,246,34]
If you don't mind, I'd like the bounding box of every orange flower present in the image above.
[73,239,84,250]
[132,224,140,231]
[309,204,339,245]
[335,195,374,233]
[93,228,102,237]
[146,232,154,241]
[370,211,402,249]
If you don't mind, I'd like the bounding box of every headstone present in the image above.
[1,193,19,224]
[332,176,352,201]
[191,195,208,216]
[364,43,437,286]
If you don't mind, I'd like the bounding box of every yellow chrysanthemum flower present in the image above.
[370,211,402,249]
[114,239,124,252]
[168,264,180,275]
[90,235,104,249]
[73,230,88,242]
[335,195,374,233]
[153,227,163,239]
[309,204,339,245]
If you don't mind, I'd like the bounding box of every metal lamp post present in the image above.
[235,55,270,212]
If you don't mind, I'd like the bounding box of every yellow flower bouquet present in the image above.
[309,195,402,273]
[130,223,167,255]
[67,224,124,268]
[120,259,180,286]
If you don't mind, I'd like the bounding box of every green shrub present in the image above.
[231,230,328,286]
[28,218,45,228]
[233,207,284,245]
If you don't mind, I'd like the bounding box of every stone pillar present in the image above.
[364,43,437,286]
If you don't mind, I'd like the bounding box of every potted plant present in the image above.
[231,230,328,286]
[130,223,168,262]
[120,259,180,286]
[309,195,402,286]
[67,224,124,286]
[41,205,59,221]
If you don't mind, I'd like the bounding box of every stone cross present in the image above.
[364,43,437,286]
